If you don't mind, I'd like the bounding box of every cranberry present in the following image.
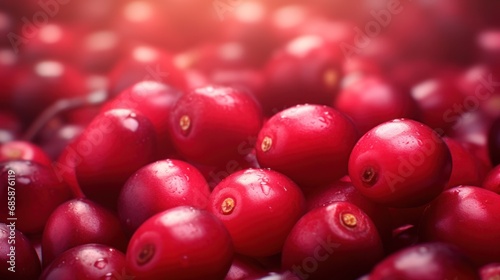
[256,104,358,188]
[480,263,500,280]
[334,75,419,134]
[420,186,500,265]
[477,29,500,66]
[107,44,187,96]
[410,74,466,132]
[55,108,157,210]
[209,168,305,257]
[482,165,500,194]
[75,29,124,73]
[225,255,266,280]
[0,223,41,280]
[117,159,211,234]
[101,80,183,158]
[282,201,384,280]
[39,244,127,280]
[305,180,392,245]
[126,206,233,279]
[0,111,21,143]
[0,141,52,167]
[41,198,127,267]
[349,119,452,208]
[37,124,84,160]
[368,242,479,280]
[488,117,500,166]
[261,35,343,115]
[0,160,72,234]
[19,23,77,62]
[443,137,484,189]
[169,85,263,166]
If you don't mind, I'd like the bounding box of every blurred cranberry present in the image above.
[38,123,84,160]
[0,10,15,47]
[334,75,418,134]
[0,49,20,107]
[107,44,187,96]
[483,165,500,194]
[262,35,343,115]
[10,60,88,125]
[76,30,124,73]
[0,141,52,166]
[54,0,119,28]
[0,111,21,144]
[480,263,500,280]
[477,29,500,67]
[19,23,77,62]
[443,137,484,189]
[488,117,500,166]
[225,255,266,280]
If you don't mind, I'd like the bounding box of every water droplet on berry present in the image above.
[94,258,108,269]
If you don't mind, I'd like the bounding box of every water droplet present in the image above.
[260,182,271,195]
[94,258,108,269]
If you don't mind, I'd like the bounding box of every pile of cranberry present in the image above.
[1,0,500,279]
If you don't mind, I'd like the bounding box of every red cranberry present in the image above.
[480,263,500,280]
[488,117,500,166]
[101,80,183,158]
[420,186,500,265]
[55,109,157,210]
[126,206,233,279]
[387,224,419,254]
[107,44,187,96]
[443,137,484,189]
[38,124,84,160]
[225,255,266,280]
[482,165,500,194]
[209,168,305,257]
[261,35,343,115]
[477,29,500,66]
[282,201,384,280]
[368,242,479,280]
[0,223,41,280]
[305,180,392,245]
[168,85,263,166]
[19,23,77,62]
[334,75,419,134]
[39,244,127,280]
[0,160,72,234]
[255,104,358,188]
[349,119,452,207]
[0,141,52,167]
[410,74,466,132]
[117,159,211,234]
[0,111,21,143]
[76,29,124,73]
[41,198,127,267]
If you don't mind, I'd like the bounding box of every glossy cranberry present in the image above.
[420,186,500,265]
[39,244,127,280]
[225,255,266,280]
[107,45,187,96]
[256,104,358,188]
[334,75,419,134]
[410,74,466,131]
[0,160,72,234]
[282,201,384,280]
[368,242,479,280]
[102,81,183,158]
[305,180,392,244]
[126,206,233,279]
[349,119,452,207]
[480,263,500,280]
[42,198,127,267]
[488,117,500,166]
[118,159,211,233]
[443,137,483,189]
[0,223,41,280]
[0,141,52,167]
[208,69,266,108]
[482,165,500,194]
[261,35,343,115]
[55,109,157,209]
[209,168,305,257]
[169,85,263,166]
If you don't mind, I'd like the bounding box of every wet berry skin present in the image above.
[0,223,41,280]
[255,104,359,188]
[39,244,127,280]
[117,159,211,234]
[168,85,263,166]
[368,242,480,280]
[348,119,452,208]
[126,206,233,280]
[282,201,384,280]
[209,168,305,257]
[420,186,500,265]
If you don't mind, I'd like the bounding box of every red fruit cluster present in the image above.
[1,1,500,280]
